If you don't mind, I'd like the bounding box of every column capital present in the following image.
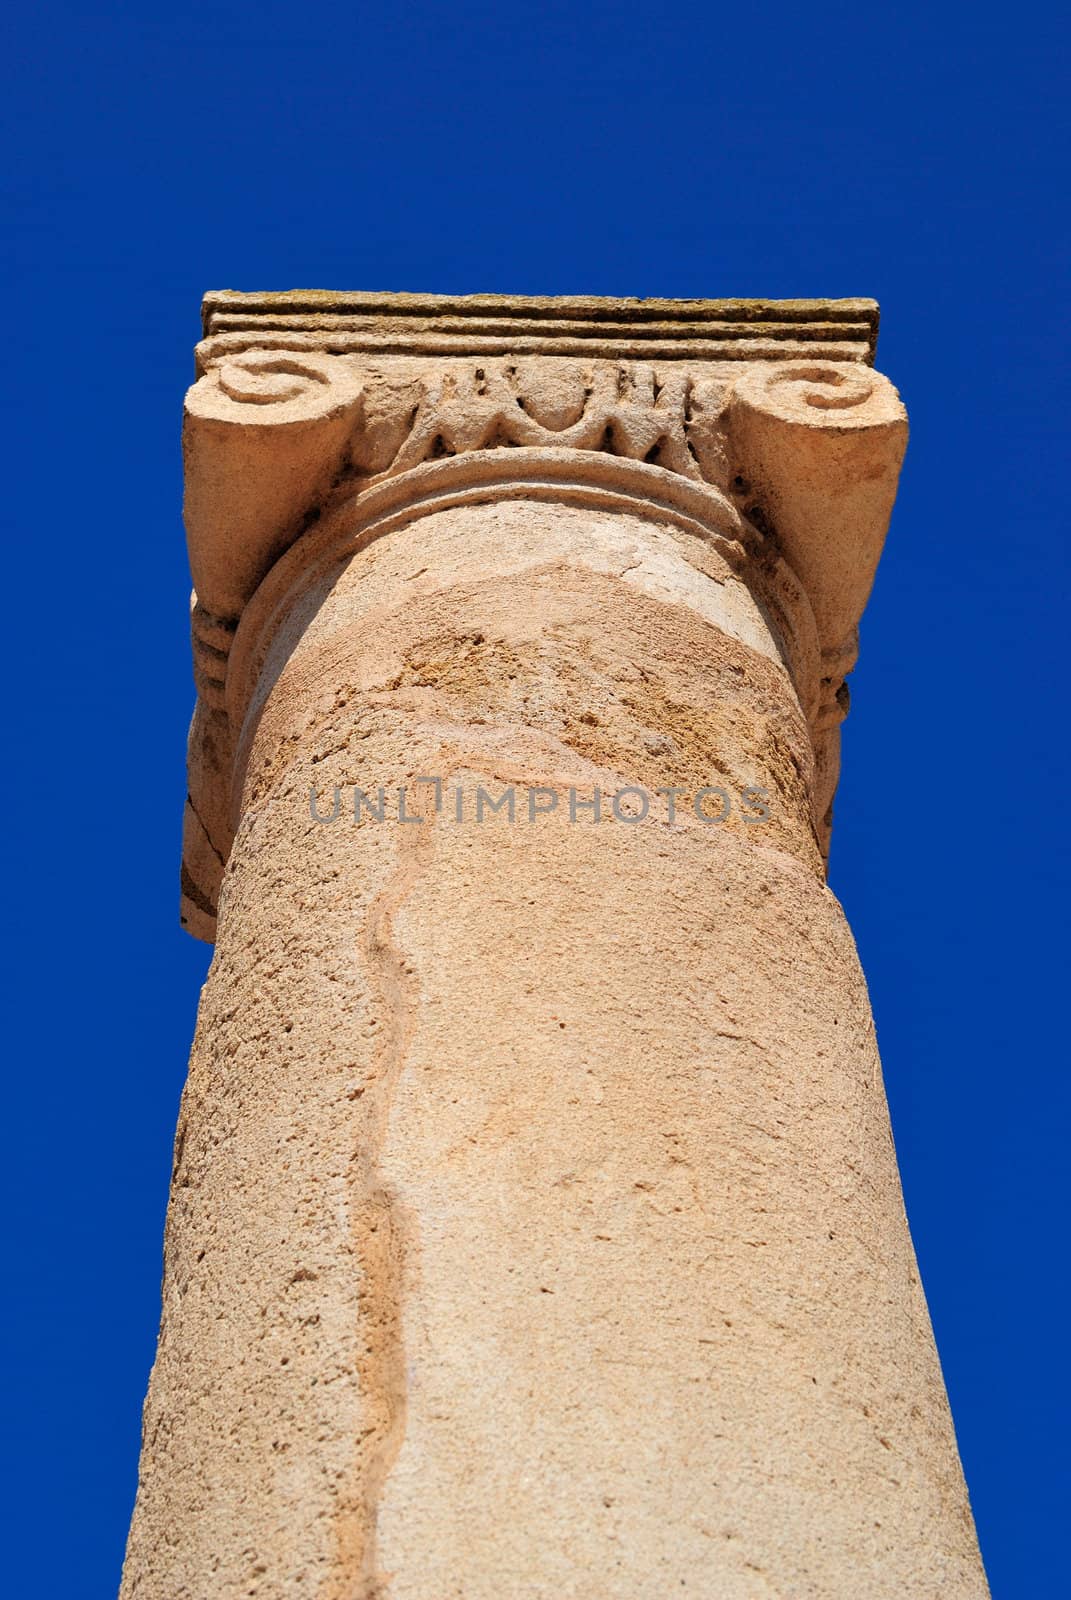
[181,292,906,939]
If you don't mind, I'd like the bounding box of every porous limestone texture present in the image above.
[123,293,988,1599]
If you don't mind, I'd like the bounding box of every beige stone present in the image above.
[125,292,987,1597]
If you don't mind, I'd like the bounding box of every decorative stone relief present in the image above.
[179,295,907,937]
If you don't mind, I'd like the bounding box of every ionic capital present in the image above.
[181,292,906,938]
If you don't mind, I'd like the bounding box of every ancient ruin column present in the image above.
[123,294,989,1598]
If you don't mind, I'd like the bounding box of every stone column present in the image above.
[123,294,988,1598]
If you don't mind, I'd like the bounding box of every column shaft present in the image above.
[123,500,986,1597]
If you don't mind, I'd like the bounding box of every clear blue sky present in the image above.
[4,2,1067,1593]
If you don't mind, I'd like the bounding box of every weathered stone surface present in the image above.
[124,293,987,1598]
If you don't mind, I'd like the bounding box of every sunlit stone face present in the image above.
[122,292,987,1600]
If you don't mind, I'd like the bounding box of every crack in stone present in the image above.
[331,820,434,1600]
